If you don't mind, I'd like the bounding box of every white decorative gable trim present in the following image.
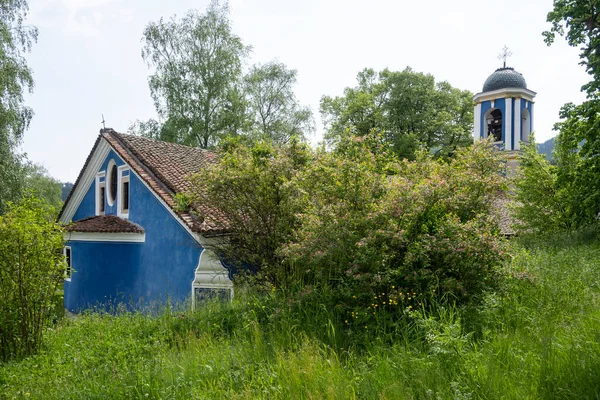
[60,139,111,224]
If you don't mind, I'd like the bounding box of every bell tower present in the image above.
[473,47,536,170]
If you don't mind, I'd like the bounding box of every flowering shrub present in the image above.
[193,132,509,326]
[188,138,311,286]
[283,136,509,319]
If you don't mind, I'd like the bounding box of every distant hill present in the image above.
[62,182,74,201]
[537,137,555,161]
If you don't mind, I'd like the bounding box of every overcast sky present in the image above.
[22,0,589,182]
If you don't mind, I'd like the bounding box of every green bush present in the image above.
[512,135,575,234]
[189,138,311,285]
[284,135,508,317]
[0,197,66,361]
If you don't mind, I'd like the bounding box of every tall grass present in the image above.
[1,231,600,399]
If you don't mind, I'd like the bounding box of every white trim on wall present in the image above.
[95,171,106,216]
[514,98,522,151]
[64,232,146,243]
[117,165,130,219]
[474,87,536,103]
[106,159,117,207]
[505,97,512,150]
[474,103,482,140]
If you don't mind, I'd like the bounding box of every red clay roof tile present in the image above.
[101,130,229,236]
[65,215,145,234]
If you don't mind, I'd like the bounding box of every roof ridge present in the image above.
[104,130,178,195]
[112,131,215,155]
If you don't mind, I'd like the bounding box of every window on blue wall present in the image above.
[109,164,117,203]
[95,171,106,216]
[64,246,72,282]
[99,184,105,214]
[122,180,129,213]
[118,166,130,218]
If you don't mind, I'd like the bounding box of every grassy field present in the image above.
[1,231,600,399]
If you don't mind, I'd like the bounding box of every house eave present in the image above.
[64,231,146,243]
[473,87,537,103]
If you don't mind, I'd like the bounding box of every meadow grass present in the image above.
[1,231,600,399]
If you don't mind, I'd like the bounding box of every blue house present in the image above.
[58,128,233,312]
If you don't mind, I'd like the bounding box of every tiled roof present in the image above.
[101,129,229,236]
[65,215,145,233]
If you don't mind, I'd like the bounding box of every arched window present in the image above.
[521,108,531,143]
[484,108,502,142]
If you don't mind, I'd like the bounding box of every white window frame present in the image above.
[117,165,130,219]
[106,159,117,206]
[95,171,105,216]
[64,246,72,282]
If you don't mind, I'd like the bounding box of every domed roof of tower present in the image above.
[482,67,527,92]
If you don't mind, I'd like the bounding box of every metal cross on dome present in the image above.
[498,45,512,68]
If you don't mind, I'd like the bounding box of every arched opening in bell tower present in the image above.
[484,108,502,142]
[521,108,531,143]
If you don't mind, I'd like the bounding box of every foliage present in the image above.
[172,192,192,213]
[512,135,575,233]
[188,138,311,284]
[139,0,251,148]
[244,61,314,144]
[320,67,474,159]
[0,149,25,215]
[0,197,66,361]
[285,136,508,310]
[0,0,37,215]
[544,0,600,97]
[23,163,63,211]
[543,1,600,230]
[3,233,600,398]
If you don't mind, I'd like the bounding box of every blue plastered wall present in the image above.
[479,97,533,148]
[65,149,203,311]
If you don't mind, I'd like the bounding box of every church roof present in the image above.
[59,129,230,237]
[101,130,229,236]
[482,67,527,92]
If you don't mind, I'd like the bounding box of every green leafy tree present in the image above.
[244,61,314,144]
[188,138,311,285]
[139,1,251,148]
[513,135,575,233]
[0,197,65,361]
[23,164,63,211]
[321,67,473,159]
[0,0,37,214]
[543,1,600,228]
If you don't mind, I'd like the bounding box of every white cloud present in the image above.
[30,0,130,37]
